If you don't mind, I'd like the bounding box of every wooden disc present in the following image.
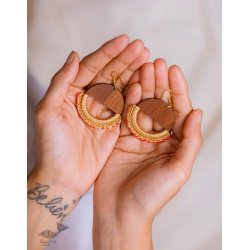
[86,83,124,115]
[138,99,175,131]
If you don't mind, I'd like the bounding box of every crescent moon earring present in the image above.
[76,71,124,129]
[126,89,175,143]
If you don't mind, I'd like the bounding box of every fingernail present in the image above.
[66,51,75,64]
[197,111,203,124]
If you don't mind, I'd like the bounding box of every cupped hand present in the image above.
[30,35,150,197]
[93,59,203,224]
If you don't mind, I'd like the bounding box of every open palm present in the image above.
[33,35,150,196]
[94,60,203,221]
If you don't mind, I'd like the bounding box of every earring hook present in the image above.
[111,71,124,90]
[160,89,173,108]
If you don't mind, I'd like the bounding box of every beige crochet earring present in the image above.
[126,89,175,143]
[76,71,124,129]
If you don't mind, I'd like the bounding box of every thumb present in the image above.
[169,109,203,182]
[40,51,80,109]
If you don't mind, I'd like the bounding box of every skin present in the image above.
[93,60,203,249]
[27,34,203,249]
[27,35,150,249]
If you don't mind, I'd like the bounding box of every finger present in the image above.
[118,47,150,91]
[168,109,203,184]
[153,59,169,131]
[138,63,155,131]
[40,51,80,109]
[122,69,141,98]
[120,83,142,136]
[88,40,145,90]
[72,34,130,88]
[169,65,193,140]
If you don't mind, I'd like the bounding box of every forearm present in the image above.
[27,168,83,249]
[93,214,153,250]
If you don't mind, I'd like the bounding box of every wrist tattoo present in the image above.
[27,183,69,222]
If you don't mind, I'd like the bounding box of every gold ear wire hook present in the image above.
[111,71,124,90]
[160,89,173,108]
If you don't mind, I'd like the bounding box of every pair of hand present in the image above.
[28,34,202,249]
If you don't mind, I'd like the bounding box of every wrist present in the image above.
[27,167,83,249]
[93,213,153,250]
[28,163,82,198]
[27,167,83,223]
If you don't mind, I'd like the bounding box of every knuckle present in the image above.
[174,110,187,118]
[174,165,192,184]
[51,70,61,82]
[100,46,114,60]
[180,169,191,183]
[81,59,100,75]
[181,169,191,184]
[196,135,203,147]
[51,70,71,89]
[99,70,112,82]
[116,55,128,67]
